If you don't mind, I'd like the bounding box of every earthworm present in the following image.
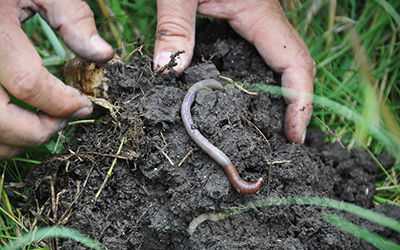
[181,79,263,194]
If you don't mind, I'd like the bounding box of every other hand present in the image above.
[0,0,114,159]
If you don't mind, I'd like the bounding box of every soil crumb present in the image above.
[27,19,399,249]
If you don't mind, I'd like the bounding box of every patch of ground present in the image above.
[27,19,399,249]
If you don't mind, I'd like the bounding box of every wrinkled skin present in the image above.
[0,0,114,159]
[153,0,316,144]
[0,0,315,159]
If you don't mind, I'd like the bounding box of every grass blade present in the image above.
[324,212,400,250]
[373,0,400,27]
[252,84,400,155]
[10,158,41,164]
[35,14,66,59]
[188,196,400,249]
[2,226,104,250]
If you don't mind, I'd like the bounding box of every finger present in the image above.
[237,1,315,144]
[0,10,93,118]
[0,143,25,160]
[282,68,314,144]
[0,86,68,147]
[200,0,315,143]
[153,0,198,74]
[31,0,114,62]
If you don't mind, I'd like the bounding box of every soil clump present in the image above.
[28,19,399,249]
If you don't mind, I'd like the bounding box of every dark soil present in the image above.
[27,19,399,249]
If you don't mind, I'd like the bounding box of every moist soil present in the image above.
[27,19,399,249]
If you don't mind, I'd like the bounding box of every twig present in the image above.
[160,131,167,146]
[53,130,64,153]
[6,188,28,200]
[312,114,345,148]
[266,160,291,165]
[1,168,26,235]
[50,171,58,228]
[68,119,96,125]
[84,152,130,160]
[240,115,271,151]
[178,149,194,167]
[219,75,258,96]
[30,198,50,227]
[5,182,26,188]
[56,151,131,162]
[0,216,10,245]
[156,146,174,165]
[0,168,22,240]
[140,184,150,196]
[376,185,399,191]
[68,149,83,162]
[55,189,67,218]
[136,204,152,224]
[124,44,144,61]
[155,50,185,76]
[57,166,94,225]
[93,136,126,202]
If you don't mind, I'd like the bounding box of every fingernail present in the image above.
[83,95,93,107]
[301,129,307,144]
[72,106,93,118]
[154,51,183,72]
[90,34,113,55]
[57,119,69,132]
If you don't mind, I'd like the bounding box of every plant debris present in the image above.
[26,19,399,249]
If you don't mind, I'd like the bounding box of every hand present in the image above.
[153,0,316,144]
[0,0,114,159]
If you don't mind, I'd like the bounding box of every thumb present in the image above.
[153,0,198,74]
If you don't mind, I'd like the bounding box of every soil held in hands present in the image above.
[28,19,399,249]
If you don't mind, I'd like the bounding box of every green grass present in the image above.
[2,226,104,250]
[281,0,400,204]
[188,196,400,249]
[87,0,157,57]
[285,1,400,149]
[1,0,400,248]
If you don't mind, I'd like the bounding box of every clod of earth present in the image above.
[181,79,263,194]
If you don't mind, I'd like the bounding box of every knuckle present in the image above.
[71,2,94,25]
[295,48,311,63]
[10,67,42,102]
[0,146,21,160]
[156,14,193,41]
[54,1,94,32]
[295,48,316,76]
